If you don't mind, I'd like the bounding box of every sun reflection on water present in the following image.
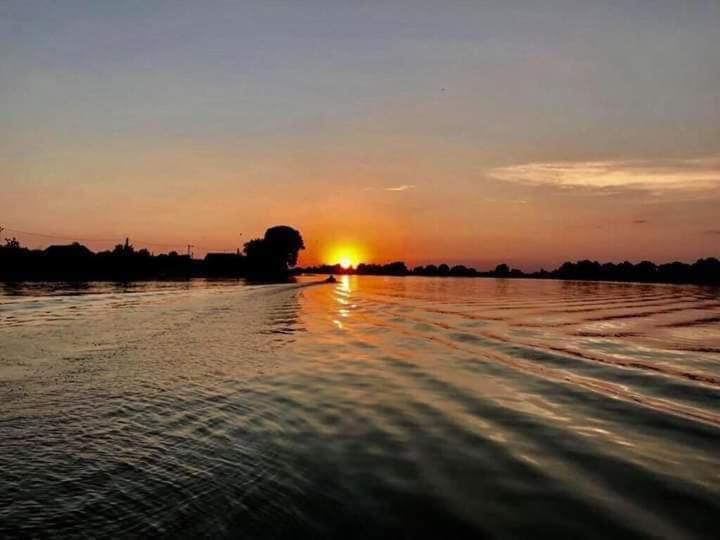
[332,276,354,328]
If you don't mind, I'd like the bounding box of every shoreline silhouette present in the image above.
[300,259,720,285]
[0,226,305,283]
[1,226,718,285]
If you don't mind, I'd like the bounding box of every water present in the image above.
[1,277,719,539]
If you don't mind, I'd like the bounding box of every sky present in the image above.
[1,0,719,270]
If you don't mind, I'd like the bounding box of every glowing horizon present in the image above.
[323,244,367,270]
[1,1,718,271]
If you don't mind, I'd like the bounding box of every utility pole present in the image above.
[187,244,194,258]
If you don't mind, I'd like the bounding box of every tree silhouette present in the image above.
[4,237,20,250]
[244,225,305,275]
[243,238,266,260]
[264,226,305,267]
[112,238,135,256]
[1,228,717,284]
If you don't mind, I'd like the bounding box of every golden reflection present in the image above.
[339,275,351,293]
[334,275,353,327]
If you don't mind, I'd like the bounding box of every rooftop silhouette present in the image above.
[0,226,305,282]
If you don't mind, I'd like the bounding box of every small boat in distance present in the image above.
[325,275,337,283]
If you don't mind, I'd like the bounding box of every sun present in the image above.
[325,244,365,269]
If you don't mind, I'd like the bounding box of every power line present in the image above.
[2,227,120,243]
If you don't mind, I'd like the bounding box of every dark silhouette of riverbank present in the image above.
[2,227,717,285]
[301,258,720,285]
[0,226,304,282]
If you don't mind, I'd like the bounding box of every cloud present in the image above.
[384,184,417,192]
[488,156,720,191]
[363,184,417,192]
[633,219,648,225]
[704,229,720,235]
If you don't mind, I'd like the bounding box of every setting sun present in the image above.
[324,244,365,269]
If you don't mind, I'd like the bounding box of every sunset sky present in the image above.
[2,1,719,270]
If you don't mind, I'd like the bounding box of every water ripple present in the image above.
[1,277,719,538]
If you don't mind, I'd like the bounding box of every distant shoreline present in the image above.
[2,234,718,286]
[298,258,720,286]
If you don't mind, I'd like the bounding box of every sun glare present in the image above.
[325,244,365,269]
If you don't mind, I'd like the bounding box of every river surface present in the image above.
[1,277,719,538]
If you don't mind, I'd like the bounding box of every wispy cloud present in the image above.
[363,184,417,192]
[704,229,720,235]
[385,184,416,192]
[488,156,720,191]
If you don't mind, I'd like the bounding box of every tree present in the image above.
[385,261,408,275]
[3,237,21,250]
[244,225,305,274]
[450,265,472,276]
[112,238,135,256]
[263,226,305,267]
[243,238,267,260]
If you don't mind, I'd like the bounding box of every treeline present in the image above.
[0,238,194,280]
[0,226,305,281]
[301,258,720,285]
[2,231,717,285]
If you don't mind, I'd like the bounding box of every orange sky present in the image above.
[2,2,719,270]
